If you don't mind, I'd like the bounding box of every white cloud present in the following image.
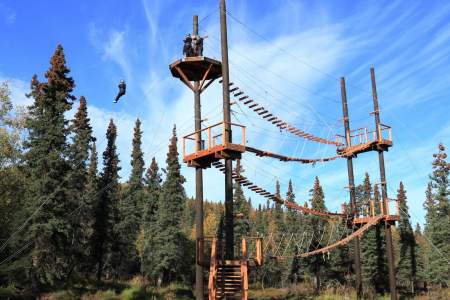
[88,24,132,83]
[0,77,31,107]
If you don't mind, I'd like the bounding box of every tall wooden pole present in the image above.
[193,15,204,300]
[220,0,234,260]
[370,67,397,300]
[340,77,363,300]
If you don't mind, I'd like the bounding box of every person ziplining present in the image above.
[113,79,126,103]
[183,33,208,57]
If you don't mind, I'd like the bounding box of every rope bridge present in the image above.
[242,216,382,260]
[245,146,341,164]
[211,161,345,218]
[220,79,342,146]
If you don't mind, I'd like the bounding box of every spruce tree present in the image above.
[273,180,286,232]
[373,185,388,292]
[307,177,328,292]
[142,157,162,278]
[117,118,145,275]
[361,181,387,294]
[423,182,435,235]
[422,182,434,285]
[91,119,121,281]
[152,126,188,284]
[361,173,372,216]
[396,182,417,293]
[85,141,99,270]
[360,175,376,289]
[24,45,75,291]
[413,224,426,290]
[427,143,450,286]
[233,160,250,244]
[68,95,94,274]
[285,180,301,284]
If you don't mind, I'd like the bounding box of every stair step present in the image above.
[217,278,241,282]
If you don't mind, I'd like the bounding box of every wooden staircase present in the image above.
[208,238,251,300]
[216,261,242,299]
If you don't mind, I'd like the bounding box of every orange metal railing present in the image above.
[335,124,392,148]
[182,121,246,159]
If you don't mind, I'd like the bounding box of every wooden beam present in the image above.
[198,63,214,92]
[200,78,217,93]
[175,66,195,91]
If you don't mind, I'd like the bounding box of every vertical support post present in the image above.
[193,15,205,300]
[241,238,248,300]
[370,67,397,300]
[220,0,234,260]
[340,77,363,300]
[370,200,375,217]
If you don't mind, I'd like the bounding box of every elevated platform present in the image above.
[336,124,392,157]
[170,56,222,81]
[353,214,399,225]
[182,121,246,168]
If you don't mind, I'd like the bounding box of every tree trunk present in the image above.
[315,268,321,292]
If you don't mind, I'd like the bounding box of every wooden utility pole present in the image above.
[370,67,397,300]
[193,15,204,300]
[340,77,363,300]
[220,0,234,260]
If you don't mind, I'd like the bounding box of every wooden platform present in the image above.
[182,121,246,168]
[169,56,222,82]
[353,214,399,225]
[336,124,393,157]
[184,143,245,168]
[337,139,393,156]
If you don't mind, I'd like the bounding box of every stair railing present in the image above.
[255,237,263,266]
[240,238,248,300]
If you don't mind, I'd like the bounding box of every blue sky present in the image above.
[1,0,449,227]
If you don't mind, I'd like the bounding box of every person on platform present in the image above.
[192,34,208,56]
[114,80,126,103]
[183,34,193,57]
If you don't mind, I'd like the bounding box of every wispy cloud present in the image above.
[88,24,132,83]
[0,2,16,25]
[0,77,30,107]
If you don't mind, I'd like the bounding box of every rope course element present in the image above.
[211,160,345,218]
[220,79,342,146]
[258,215,382,260]
[245,146,341,164]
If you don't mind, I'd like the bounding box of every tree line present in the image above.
[0,45,449,297]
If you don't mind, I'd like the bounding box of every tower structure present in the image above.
[169,2,247,298]
[169,16,223,300]
[338,69,398,300]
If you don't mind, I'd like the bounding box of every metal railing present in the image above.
[197,236,263,267]
[335,124,392,148]
[182,121,246,159]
